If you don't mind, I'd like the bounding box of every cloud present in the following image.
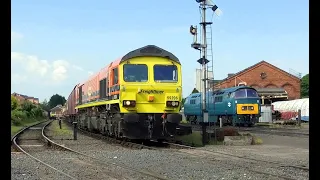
[11,52,92,85]
[72,65,84,71]
[25,55,51,77]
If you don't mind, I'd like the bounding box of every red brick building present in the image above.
[213,61,301,102]
[11,93,39,104]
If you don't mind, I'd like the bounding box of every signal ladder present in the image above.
[198,10,214,93]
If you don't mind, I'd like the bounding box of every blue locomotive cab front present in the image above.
[231,87,261,126]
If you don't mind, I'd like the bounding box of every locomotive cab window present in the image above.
[234,89,246,98]
[234,88,259,98]
[246,89,259,97]
[113,68,118,85]
[154,65,178,82]
[123,64,148,82]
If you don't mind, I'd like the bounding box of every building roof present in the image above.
[215,61,301,86]
[255,88,287,93]
[50,105,63,112]
[12,92,39,102]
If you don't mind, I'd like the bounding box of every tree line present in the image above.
[11,93,67,126]
[11,96,45,125]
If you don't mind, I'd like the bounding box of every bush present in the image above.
[11,96,18,110]
[32,107,44,117]
[11,110,27,125]
[21,101,36,112]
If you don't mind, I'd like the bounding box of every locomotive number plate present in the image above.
[167,96,179,101]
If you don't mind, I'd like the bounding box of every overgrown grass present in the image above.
[174,131,224,147]
[256,122,273,127]
[49,120,72,136]
[175,131,204,147]
[11,118,47,136]
[240,132,263,145]
[180,119,188,124]
[252,135,263,145]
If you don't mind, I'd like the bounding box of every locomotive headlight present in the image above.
[241,106,247,110]
[166,101,179,107]
[249,106,254,110]
[123,100,136,107]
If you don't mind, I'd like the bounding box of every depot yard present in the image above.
[11,119,309,180]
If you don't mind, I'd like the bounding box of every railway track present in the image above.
[172,145,308,180]
[238,127,309,137]
[12,120,169,180]
[11,120,77,179]
[62,120,308,180]
[189,124,309,137]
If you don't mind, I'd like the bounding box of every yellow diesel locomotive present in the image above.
[65,45,186,141]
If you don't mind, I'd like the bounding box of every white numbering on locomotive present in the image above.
[167,96,179,101]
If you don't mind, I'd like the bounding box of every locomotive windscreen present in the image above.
[123,64,148,82]
[154,65,178,82]
[234,88,259,98]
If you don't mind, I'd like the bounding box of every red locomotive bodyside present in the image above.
[75,59,120,105]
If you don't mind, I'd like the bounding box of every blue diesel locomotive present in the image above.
[183,86,261,126]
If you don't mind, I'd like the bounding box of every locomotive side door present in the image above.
[224,92,232,115]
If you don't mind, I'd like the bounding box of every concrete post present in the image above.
[58,119,62,129]
[298,109,301,127]
[73,121,78,140]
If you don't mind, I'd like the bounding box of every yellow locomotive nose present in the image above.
[237,104,259,114]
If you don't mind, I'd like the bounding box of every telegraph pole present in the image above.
[190,0,221,146]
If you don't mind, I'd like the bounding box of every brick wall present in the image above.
[214,62,301,100]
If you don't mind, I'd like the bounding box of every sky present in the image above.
[11,0,309,102]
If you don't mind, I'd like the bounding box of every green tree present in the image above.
[48,94,66,109]
[21,100,36,112]
[40,99,50,112]
[301,74,309,98]
[191,88,199,94]
[11,96,18,110]
[181,98,186,107]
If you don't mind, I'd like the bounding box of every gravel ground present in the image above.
[12,121,156,180]
[198,131,309,180]
[38,121,300,180]
[11,152,68,180]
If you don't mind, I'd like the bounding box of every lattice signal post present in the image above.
[190,0,221,145]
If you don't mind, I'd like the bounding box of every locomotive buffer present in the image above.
[190,0,222,145]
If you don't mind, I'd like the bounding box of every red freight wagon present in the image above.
[67,84,78,116]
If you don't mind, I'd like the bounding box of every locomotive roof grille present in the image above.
[120,45,180,64]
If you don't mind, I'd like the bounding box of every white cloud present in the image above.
[25,55,51,76]
[11,52,91,84]
[72,65,84,71]
[52,60,70,82]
